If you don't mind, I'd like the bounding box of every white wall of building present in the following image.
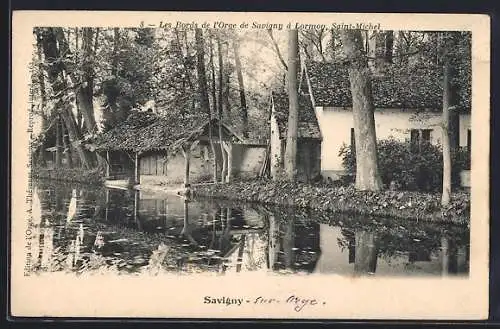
[316,106,471,175]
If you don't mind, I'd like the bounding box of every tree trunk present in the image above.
[174,29,195,106]
[195,28,217,183]
[284,29,299,182]
[39,28,92,168]
[112,28,120,77]
[282,219,295,269]
[217,35,224,119]
[55,116,62,168]
[54,28,99,135]
[181,146,190,187]
[384,31,394,63]
[368,31,387,75]
[232,37,249,138]
[210,36,225,182]
[106,151,110,177]
[395,31,408,65]
[59,106,92,169]
[79,28,98,133]
[446,33,461,155]
[216,34,227,183]
[341,30,383,191]
[209,37,218,117]
[267,30,288,70]
[195,28,211,116]
[35,31,48,166]
[223,57,231,116]
[39,27,92,168]
[61,120,73,168]
[441,59,452,206]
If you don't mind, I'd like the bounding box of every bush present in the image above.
[339,139,469,191]
[32,166,105,185]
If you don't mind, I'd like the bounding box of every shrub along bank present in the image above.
[192,179,470,224]
[339,139,471,191]
[32,167,105,185]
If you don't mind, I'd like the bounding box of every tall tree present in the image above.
[384,31,394,63]
[55,116,62,168]
[217,33,228,183]
[340,30,383,191]
[440,32,461,206]
[368,31,393,75]
[267,29,288,70]
[232,36,249,138]
[441,56,452,206]
[195,28,217,182]
[284,29,299,181]
[300,29,327,62]
[35,31,48,166]
[37,27,92,169]
[54,28,98,135]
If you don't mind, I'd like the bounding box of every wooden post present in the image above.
[134,152,140,185]
[106,151,110,177]
[134,190,141,230]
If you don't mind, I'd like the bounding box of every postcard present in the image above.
[10,11,490,319]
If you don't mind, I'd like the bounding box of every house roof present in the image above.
[271,91,321,140]
[304,61,471,112]
[95,110,243,153]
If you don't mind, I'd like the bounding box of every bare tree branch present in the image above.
[266,29,288,70]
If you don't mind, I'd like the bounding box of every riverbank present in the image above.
[191,179,470,224]
[32,167,104,185]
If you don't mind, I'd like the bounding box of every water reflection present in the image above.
[27,180,470,277]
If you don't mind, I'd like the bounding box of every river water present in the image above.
[26,179,470,277]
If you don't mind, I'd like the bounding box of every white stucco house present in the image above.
[297,61,472,182]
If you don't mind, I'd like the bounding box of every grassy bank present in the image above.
[32,167,105,185]
[192,179,470,224]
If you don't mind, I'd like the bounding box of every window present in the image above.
[410,129,432,152]
[421,129,431,143]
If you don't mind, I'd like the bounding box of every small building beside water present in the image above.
[96,110,268,187]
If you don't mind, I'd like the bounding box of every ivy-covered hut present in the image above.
[269,91,322,182]
[301,60,472,182]
[95,110,246,187]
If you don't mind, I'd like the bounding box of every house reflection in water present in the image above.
[108,189,323,274]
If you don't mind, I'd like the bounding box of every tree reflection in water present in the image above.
[354,230,378,275]
[27,180,470,277]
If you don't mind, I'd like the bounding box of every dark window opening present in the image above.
[421,129,431,143]
[410,129,433,152]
